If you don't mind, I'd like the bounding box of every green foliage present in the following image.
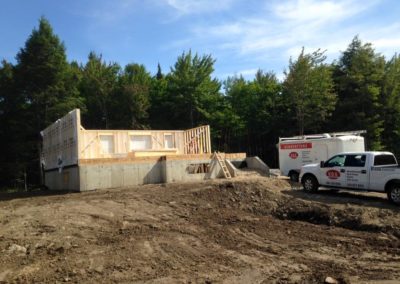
[381,54,400,156]
[165,51,221,129]
[148,65,169,129]
[156,63,163,80]
[2,16,400,187]
[80,52,120,129]
[332,36,385,150]
[15,17,83,127]
[0,60,26,186]
[12,17,84,185]
[283,48,337,135]
[110,64,151,129]
[223,70,285,162]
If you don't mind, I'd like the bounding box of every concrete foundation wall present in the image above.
[79,161,163,191]
[79,157,224,190]
[45,166,80,191]
[44,155,255,191]
[246,156,270,176]
[164,158,222,183]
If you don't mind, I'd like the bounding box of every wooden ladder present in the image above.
[214,152,232,179]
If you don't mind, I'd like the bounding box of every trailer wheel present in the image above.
[388,184,400,205]
[302,175,318,192]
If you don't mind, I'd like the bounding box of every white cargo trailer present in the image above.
[278,131,365,181]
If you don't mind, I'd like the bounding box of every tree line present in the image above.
[1,17,400,188]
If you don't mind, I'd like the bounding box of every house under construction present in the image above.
[41,109,269,191]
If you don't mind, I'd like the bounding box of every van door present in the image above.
[319,154,347,187]
[343,154,369,190]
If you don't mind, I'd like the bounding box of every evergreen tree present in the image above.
[283,48,336,135]
[332,36,385,150]
[80,52,120,129]
[252,70,285,163]
[156,63,163,80]
[15,17,82,128]
[14,17,83,185]
[381,54,400,156]
[0,60,26,187]
[224,71,284,164]
[224,75,252,135]
[165,51,221,128]
[149,65,169,129]
[110,63,151,129]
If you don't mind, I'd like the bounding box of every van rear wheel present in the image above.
[302,175,318,192]
[388,184,400,205]
[289,172,299,182]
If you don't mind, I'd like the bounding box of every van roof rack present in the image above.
[279,130,366,142]
[329,130,366,137]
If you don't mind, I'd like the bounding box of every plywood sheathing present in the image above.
[41,109,81,170]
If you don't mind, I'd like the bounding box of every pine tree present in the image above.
[80,52,120,129]
[381,54,400,156]
[156,63,163,80]
[14,17,83,186]
[165,51,221,128]
[331,36,385,150]
[148,64,168,129]
[110,63,151,129]
[283,48,336,135]
[0,60,26,187]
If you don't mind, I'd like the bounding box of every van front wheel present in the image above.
[302,175,319,192]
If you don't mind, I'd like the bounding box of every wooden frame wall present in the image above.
[79,129,186,159]
[42,109,212,165]
[184,125,211,154]
[41,109,80,170]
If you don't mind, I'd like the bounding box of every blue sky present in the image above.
[1,0,399,80]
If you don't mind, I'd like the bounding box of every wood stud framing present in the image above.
[42,109,213,169]
[184,125,211,154]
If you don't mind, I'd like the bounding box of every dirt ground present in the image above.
[1,177,400,284]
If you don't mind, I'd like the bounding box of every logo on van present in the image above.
[289,152,298,159]
[326,170,340,179]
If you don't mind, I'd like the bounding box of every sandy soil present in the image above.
[0,177,400,283]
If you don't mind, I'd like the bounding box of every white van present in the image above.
[278,131,365,181]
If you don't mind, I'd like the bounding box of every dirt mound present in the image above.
[0,177,399,283]
[193,179,400,238]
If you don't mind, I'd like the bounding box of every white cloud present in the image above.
[163,0,235,15]
[75,0,141,24]
[168,0,400,71]
[373,38,400,49]
[273,0,363,22]
[218,68,259,80]
[232,68,259,76]
[357,23,400,57]
[203,0,375,54]
[73,0,398,78]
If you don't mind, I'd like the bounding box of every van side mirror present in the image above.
[320,161,325,168]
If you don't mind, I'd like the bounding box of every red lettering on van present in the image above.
[280,143,312,150]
